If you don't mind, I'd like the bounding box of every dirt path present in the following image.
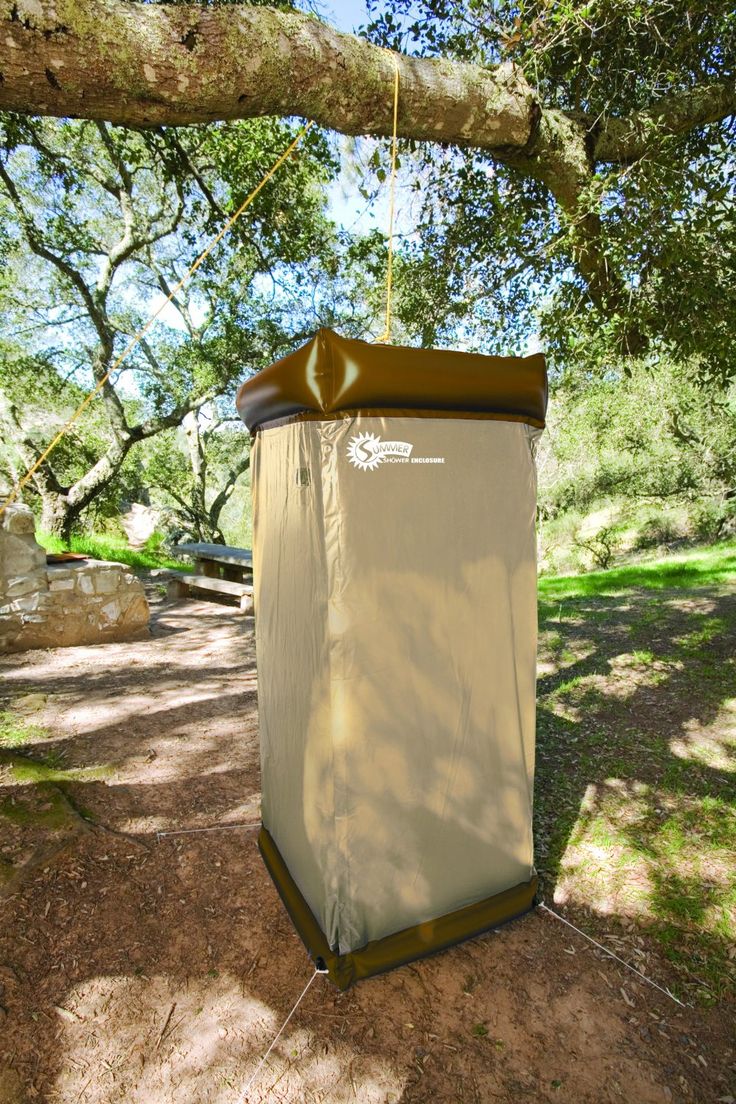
[0,588,733,1103]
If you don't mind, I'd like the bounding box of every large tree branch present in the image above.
[594,81,736,164]
[130,387,220,442]
[0,0,537,145]
[1,2,731,176]
[65,437,131,513]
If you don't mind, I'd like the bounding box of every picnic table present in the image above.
[169,542,254,613]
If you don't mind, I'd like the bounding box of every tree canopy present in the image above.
[0,0,733,378]
[0,113,340,535]
[0,1,734,549]
[365,0,736,375]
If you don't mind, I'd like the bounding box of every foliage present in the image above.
[0,348,150,523]
[0,113,339,535]
[538,358,736,560]
[370,0,735,115]
[365,0,736,377]
[1,4,734,554]
[139,407,251,543]
[541,136,736,380]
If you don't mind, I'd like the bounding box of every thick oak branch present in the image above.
[594,81,736,164]
[2,3,732,197]
[0,0,536,148]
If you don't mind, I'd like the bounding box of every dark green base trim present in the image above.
[258,826,538,990]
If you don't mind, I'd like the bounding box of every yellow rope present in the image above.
[376,52,400,344]
[0,121,314,522]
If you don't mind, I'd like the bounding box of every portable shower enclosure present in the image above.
[236,329,547,989]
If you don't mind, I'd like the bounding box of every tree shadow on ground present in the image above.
[534,584,736,1001]
[0,589,734,1102]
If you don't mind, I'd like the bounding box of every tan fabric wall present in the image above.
[252,414,538,956]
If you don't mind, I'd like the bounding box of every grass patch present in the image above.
[559,790,736,998]
[535,566,735,1004]
[9,757,113,785]
[0,790,74,831]
[37,531,186,572]
[539,542,736,601]
[0,711,46,748]
[0,711,105,837]
[0,711,112,784]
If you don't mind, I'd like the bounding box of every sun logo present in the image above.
[346,432,383,471]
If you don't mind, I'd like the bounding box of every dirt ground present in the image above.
[0,585,734,1104]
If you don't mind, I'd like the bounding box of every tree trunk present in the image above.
[182,411,209,541]
[208,454,251,543]
[39,493,77,541]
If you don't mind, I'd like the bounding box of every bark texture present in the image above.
[1,1,731,169]
[0,0,538,144]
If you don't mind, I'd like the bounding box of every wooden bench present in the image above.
[167,572,254,614]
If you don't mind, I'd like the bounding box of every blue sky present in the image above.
[324,0,371,33]
[318,1,414,236]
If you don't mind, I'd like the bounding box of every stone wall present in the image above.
[0,504,150,653]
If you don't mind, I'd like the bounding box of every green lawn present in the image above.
[37,531,186,572]
[539,541,735,601]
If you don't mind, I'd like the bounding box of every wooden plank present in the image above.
[178,573,253,597]
[174,542,253,568]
